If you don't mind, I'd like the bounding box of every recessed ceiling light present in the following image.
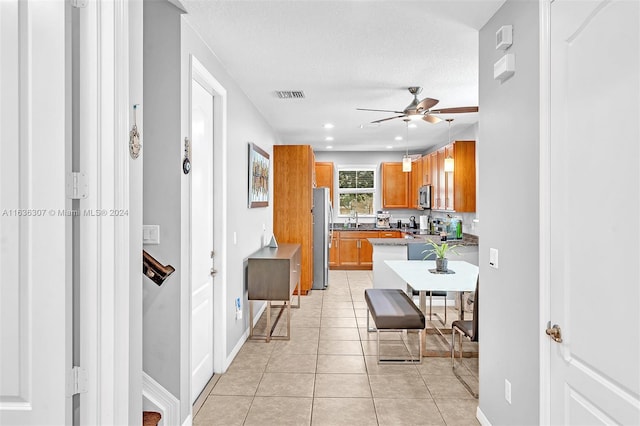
[323,123,334,129]
[408,123,417,128]
[325,136,334,141]
[386,145,393,149]
[326,145,333,149]
[394,136,403,141]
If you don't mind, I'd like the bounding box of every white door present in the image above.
[549,0,640,424]
[0,1,69,425]
[190,77,215,404]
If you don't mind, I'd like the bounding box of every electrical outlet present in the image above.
[505,379,512,404]
[235,297,242,320]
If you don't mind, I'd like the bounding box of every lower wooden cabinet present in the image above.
[330,230,380,270]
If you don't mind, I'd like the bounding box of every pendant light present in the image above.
[444,118,454,173]
[402,119,412,172]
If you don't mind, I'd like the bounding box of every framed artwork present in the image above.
[248,142,270,208]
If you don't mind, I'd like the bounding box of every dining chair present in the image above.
[406,242,448,325]
[451,278,479,398]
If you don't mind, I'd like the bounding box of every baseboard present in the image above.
[476,406,491,426]
[142,372,180,426]
[223,301,267,371]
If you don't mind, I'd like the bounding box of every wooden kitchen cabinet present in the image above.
[410,159,423,209]
[378,230,401,238]
[329,230,339,268]
[314,162,334,202]
[332,230,378,270]
[421,154,432,186]
[273,145,315,294]
[436,148,447,210]
[381,162,409,208]
[429,140,476,212]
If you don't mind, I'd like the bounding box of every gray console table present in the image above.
[247,243,301,342]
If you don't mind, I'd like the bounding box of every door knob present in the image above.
[545,324,563,343]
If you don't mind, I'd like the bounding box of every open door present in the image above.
[547,0,640,423]
[0,1,70,425]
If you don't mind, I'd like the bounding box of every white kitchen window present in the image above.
[337,167,375,216]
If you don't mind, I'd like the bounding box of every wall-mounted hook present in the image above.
[130,104,142,159]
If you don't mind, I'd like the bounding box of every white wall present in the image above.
[477,1,540,424]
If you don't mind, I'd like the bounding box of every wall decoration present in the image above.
[248,142,269,208]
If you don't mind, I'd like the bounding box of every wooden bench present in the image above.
[364,289,425,364]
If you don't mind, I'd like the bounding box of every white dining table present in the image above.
[384,260,479,355]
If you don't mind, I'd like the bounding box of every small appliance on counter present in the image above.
[376,211,391,228]
[419,214,431,231]
[409,216,417,229]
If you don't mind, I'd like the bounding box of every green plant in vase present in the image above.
[422,239,462,272]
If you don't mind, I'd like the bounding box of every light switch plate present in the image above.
[143,225,160,245]
[489,248,499,269]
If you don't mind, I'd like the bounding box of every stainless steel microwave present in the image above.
[418,185,431,209]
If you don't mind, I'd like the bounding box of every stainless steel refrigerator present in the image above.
[312,187,332,290]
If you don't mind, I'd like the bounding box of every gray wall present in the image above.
[143,1,277,422]
[478,1,540,424]
[143,0,183,400]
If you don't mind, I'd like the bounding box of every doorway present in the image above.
[188,56,228,411]
[190,72,215,404]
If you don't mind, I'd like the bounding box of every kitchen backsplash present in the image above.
[335,210,479,236]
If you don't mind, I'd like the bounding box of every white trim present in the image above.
[142,373,180,426]
[78,1,132,423]
[182,414,193,426]
[222,301,267,370]
[538,1,552,425]
[476,406,492,426]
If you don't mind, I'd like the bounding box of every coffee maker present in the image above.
[375,211,391,228]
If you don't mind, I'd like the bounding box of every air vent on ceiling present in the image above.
[275,90,305,99]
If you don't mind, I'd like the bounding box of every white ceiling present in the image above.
[181,1,505,153]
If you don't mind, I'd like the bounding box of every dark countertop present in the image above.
[368,233,479,247]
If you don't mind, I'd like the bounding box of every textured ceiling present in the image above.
[181,0,505,152]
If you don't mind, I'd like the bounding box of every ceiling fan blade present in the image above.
[357,108,405,114]
[416,97,439,111]
[430,106,479,114]
[371,115,407,124]
[422,114,442,124]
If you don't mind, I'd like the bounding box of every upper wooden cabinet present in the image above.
[421,154,432,186]
[430,140,476,212]
[409,159,423,209]
[314,162,334,202]
[273,145,315,294]
[381,162,410,208]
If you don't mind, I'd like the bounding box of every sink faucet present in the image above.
[355,211,359,228]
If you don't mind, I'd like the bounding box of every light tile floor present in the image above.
[194,270,479,426]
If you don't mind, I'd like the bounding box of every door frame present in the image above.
[538,1,552,424]
[77,0,139,424]
[182,56,228,394]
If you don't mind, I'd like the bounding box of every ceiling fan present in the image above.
[356,86,478,124]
